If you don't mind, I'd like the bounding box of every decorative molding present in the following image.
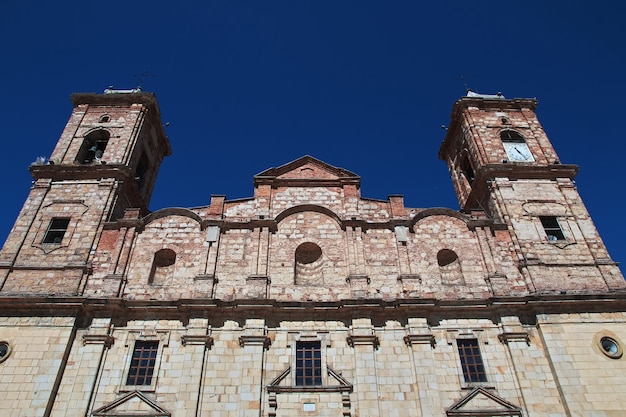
[104,274,124,280]
[346,274,370,284]
[92,390,171,417]
[446,386,522,416]
[347,335,379,349]
[268,367,291,387]
[397,274,421,283]
[82,334,115,348]
[546,240,576,249]
[239,335,271,349]
[246,275,271,284]
[181,335,213,348]
[486,272,507,280]
[194,274,217,282]
[404,334,436,348]
[596,258,619,266]
[498,332,530,345]
[267,385,353,393]
[266,366,353,394]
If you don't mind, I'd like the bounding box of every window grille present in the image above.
[295,341,322,386]
[126,341,159,385]
[457,339,487,383]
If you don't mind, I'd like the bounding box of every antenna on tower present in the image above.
[460,75,471,93]
[134,70,155,90]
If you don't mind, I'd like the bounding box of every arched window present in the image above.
[500,130,525,143]
[460,156,475,185]
[99,114,111,123]
[149,248,176,284]
[437,249,464,285]
[501,130,534,162]
[76,130,110,164]
[135,152,150,191]
[294,242,323,285]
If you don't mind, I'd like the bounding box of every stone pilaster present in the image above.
[237,319,271,417]
[500,316,567,416]
[404,318,435,417]
[51,318,112,417]
[347,318,380,417]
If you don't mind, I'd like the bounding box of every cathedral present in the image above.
[0,89,624,417]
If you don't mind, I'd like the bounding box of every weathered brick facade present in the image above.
[0,90,624,416]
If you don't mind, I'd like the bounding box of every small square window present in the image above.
[540,216,565,241]
[296,341,322,386]
[43,218,70,244]
[457,339,487,383]
[126,341,159,385]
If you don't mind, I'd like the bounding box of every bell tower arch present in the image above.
[439,91,624,293]
[0,90,171,295]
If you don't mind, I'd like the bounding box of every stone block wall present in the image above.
[0,317,75,417]
[29,314,613,417]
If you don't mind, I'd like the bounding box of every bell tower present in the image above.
[438,91,579,213]
[439,92,624,293]
[0,89,171,295]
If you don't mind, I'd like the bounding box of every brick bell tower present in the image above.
[439,91,624,294]
[0,89,171,295]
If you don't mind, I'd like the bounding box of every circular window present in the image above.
[0,342,11,363]
[154,248,176,267]
[600,336,622,359]
[437,249,459,267]
[295,242,322,264]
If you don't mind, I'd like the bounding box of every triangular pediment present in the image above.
[446,387,521,416]
[254,156,360,187]
[267,366,353,393]
[92,390,171,417]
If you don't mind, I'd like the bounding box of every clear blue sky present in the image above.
[1,1,624,271]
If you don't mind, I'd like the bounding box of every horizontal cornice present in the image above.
[0,293,625,327]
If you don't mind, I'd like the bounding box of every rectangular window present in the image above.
[126,341,159,385]
[457,339,487,383]
[42,218,70,244]
[540,216,565,241]
[296,341,322,386]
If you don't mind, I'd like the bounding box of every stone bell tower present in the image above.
[439,91,624,294]
[0,89,171,295]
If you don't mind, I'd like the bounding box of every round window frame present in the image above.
[295,242,323,265]
[599,336,622,359]
[0,341,12,363]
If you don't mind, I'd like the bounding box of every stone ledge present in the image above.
[82,334,115,347]
[498,332,530,345]
[181,335,214,348]
[403,334,436,347]
[346,274,370,284]
[239,335,271,349]
[346,335,379,349]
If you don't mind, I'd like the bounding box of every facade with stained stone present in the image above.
[0,90,624,417]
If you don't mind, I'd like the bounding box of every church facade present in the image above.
[0,90,624,417]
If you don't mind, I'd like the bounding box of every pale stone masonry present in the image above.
[0,89,624,416]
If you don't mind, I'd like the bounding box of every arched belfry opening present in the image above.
[294,242,324,285]
[76,129,110,164]
[460,155,475,185]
